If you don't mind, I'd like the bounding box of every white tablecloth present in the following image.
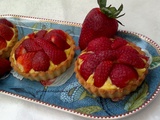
[0,0,160,120]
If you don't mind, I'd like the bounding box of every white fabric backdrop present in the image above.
[0,0,160,120]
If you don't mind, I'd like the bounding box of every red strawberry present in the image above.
[87,37,112,52]
[78,52,93,61]
[95,50,117,61]
[15,44,27,59]
[34,38,67,64]
[0,23,14,40]
[32,51,50,71]
[118,53,146,68]
[110,63,138,88]
[0,36,7,50]
[111,37,128,49]
[116,45,139,58]
[22,38,42,52]
[0,18,13,27]
[0,58,11,77]
[94,61,113,87]
[17,52,36,72]
[50,29,67,40]
[79,0,124,50]
[80,54,100,80]
[80,50,116,80]
[35,30,47,38]
[44,30,69,50]
[28,33,35,39]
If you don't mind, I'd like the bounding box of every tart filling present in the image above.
[10,29,75,81]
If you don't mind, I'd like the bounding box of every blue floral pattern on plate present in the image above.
[0,15,160,119]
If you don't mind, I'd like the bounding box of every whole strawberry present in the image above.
[79,0,124,50]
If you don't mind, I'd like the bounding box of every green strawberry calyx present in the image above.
[97,0,125,19]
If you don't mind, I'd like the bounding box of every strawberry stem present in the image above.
[97,0,125,19]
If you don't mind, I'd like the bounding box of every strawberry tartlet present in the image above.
[10,29,75,81]
[75,37,149,101]
[0,18,18,58]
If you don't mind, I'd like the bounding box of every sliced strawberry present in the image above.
[118,53,146,68]
[0,58,11,77]
[0,18,13,27]
[80,50,116,80]
[116,45,139,58]
[35,30,47,38]
[32,51,50,71]
[49,29,67,40]
[15,44,27,60]
[94,61,113,87]
[95,50,117,61]
[0,23,13,40]
[17,52,36,72]
[80,54,100,80]
[78,52,93,61]
[28,33,35,39]
[111,37,128,49]
[44,30,69,50]
[22,38,42,52]
[0,36,7,50]
[87,37,112,52]
[110,63,138,88]
[34,38,67,64]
